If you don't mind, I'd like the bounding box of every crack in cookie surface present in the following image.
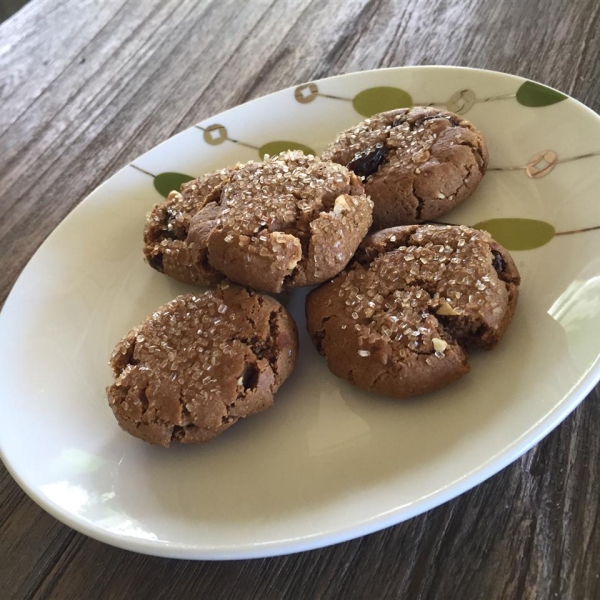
[306,225,520,399]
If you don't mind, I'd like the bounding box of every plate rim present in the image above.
[1,64,599,560]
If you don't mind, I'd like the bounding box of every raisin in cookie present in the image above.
[143,167,238,285]
[306,225,519,399]
[206,150,373,293]
[322,107,488,229]
[107,283,298,447]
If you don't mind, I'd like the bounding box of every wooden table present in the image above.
[1,1,599,598]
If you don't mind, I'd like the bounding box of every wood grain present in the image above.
[0,0,599,598]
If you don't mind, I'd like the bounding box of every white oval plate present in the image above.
[1,67,600,560]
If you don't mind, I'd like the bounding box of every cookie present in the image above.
[206,150,373,293]
[306,225,519,399]
[321,107,488,229]
[107,283,298,447]
[143,167,237,285]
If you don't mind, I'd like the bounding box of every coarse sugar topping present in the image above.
[337,225,509,355]
[217,150,363,237]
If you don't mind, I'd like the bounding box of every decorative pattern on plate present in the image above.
[489,149,600,178]
[473,219,600,251]
[193,124,315,159]
[294,79,567,116]
[130,80,598,252]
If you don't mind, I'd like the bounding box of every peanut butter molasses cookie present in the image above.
[107,283,298,446]
[322,108,488,229]
[306,225,519,398]
[206,151,373,293]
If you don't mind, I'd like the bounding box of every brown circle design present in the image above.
[526,150,558,179]
[447,89,476,114]
[295,83,319,104]
[203,124,228,145]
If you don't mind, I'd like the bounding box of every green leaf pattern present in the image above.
[516,81,567,107]
[352,87,413,117]
[259,141,316,159]
[474,219,556,250]
[154,172,195,198]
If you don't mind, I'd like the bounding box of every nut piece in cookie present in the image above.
[306,225,520,399]
[107,283,298,447]
[206,150,374,293]
[143,166,241,285]
[322,107,488,229]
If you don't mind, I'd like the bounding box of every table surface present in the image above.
[1,0,599,598]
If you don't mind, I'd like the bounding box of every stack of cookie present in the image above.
[107,107,520,447]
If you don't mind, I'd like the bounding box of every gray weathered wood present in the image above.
[0,0,599,598]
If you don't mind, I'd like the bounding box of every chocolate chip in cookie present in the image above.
[306,225,519,399]
[322,108,488,229]
[107,283,298,447]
